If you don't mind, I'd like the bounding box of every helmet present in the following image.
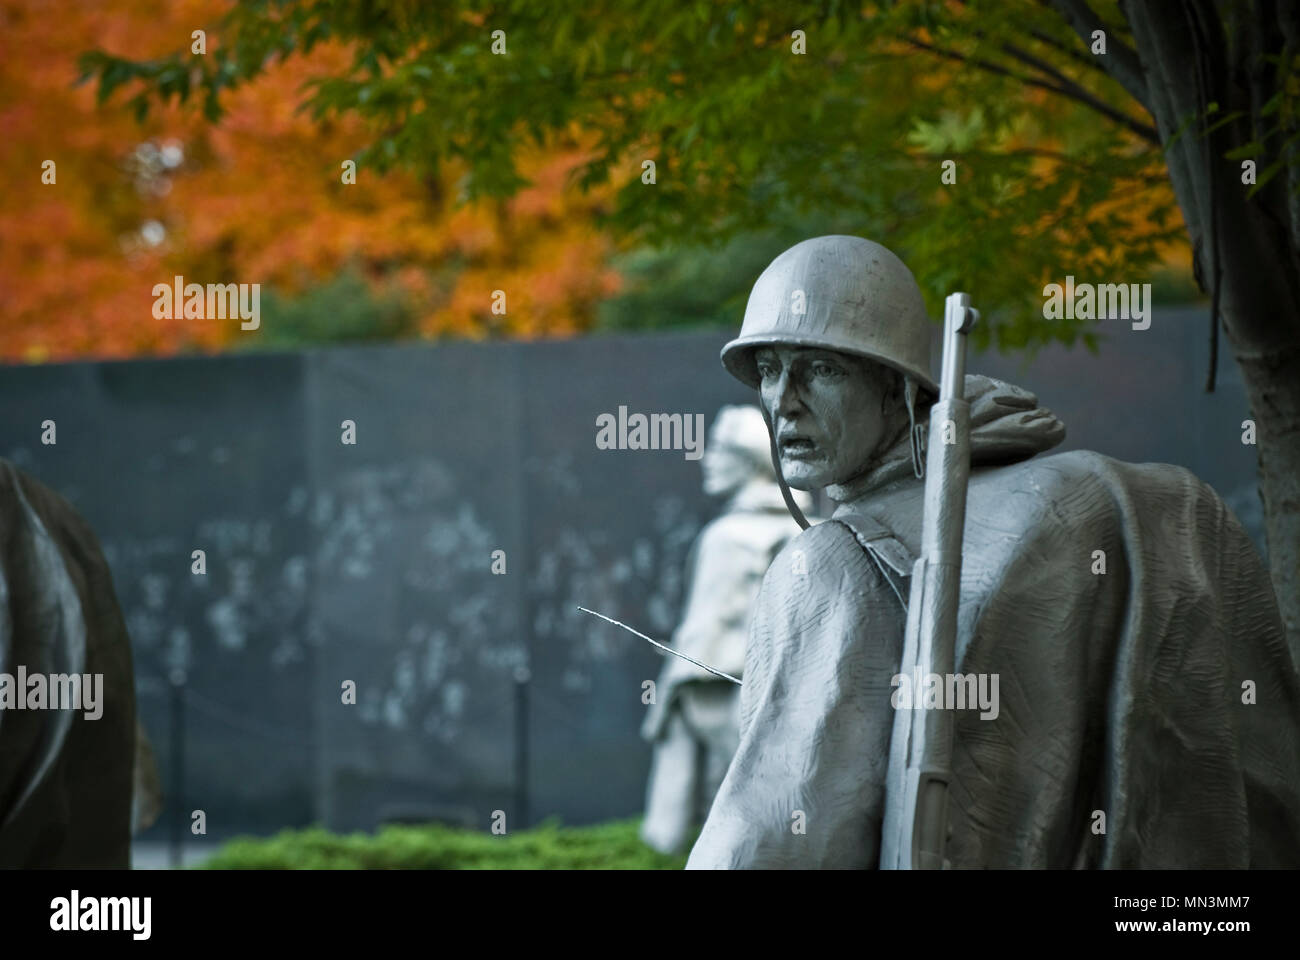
[720,235,938,398]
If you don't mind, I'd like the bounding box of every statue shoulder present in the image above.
[968,448,1204,531]
[764,519,875,588]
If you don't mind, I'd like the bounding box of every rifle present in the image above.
[878,292,978,870]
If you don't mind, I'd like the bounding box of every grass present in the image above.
[201,817,691,870]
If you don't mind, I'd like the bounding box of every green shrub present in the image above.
[202,817,691,870]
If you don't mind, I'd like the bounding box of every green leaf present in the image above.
[1224,140,1264,160]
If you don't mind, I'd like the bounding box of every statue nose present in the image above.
[771,370,804,418]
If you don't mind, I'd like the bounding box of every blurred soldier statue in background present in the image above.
[639,406,812,854]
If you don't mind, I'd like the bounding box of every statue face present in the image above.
[754,345,895,490]
[701,445,755,496]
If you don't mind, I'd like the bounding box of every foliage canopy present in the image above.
[82,0,1192,354]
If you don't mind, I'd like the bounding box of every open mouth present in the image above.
[779,437,816,458]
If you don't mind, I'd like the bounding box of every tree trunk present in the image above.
[1237,348,1300,658]
[1084,1,1300,663]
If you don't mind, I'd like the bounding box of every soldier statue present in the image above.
[686,235,1300,869]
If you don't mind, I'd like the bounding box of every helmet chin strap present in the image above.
[763,403,811,530]
[906,377,926,480]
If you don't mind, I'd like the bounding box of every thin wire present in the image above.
[577,607,742,685]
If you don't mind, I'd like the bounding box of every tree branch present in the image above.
[914,147,1165,182]
[1027,27,1110,74]
[1042,0,1151,111]
[997,39,1085,89]
[904,36,1159,144]
[998,36,1158,138]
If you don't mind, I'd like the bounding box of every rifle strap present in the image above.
[832,512,915,617]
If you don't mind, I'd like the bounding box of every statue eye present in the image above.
[812,361,841,378]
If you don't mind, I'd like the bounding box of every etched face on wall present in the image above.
[754,345,901,490]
